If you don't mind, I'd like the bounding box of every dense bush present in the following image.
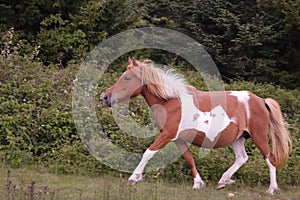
[0,36,88,171]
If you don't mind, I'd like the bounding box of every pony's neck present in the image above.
[141,86,167,107]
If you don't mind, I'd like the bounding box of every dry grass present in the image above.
[0,167,299,200]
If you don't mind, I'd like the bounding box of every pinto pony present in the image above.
[101,58,292,194]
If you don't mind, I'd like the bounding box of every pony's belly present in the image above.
[178,123,239,149]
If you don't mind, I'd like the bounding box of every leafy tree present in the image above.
[0,0,89,38]
[143,0,300,89]
[0,0,299,87]
[37,0,142,65]
[71,0,143,45]
[257,0,300,87]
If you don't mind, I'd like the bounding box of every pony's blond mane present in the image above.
[130,60,190,99]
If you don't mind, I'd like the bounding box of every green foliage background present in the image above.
[0,0,299,187]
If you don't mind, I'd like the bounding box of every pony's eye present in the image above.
[124,76,131,81]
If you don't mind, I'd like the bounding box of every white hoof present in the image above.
[127,180,137,186]
[266,186,280,195]
[193,174,205,189]
[128,173,142,186]
[217,183,226,190]
[217,179,235,190]
[193,180,205,189]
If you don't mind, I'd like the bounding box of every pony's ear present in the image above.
[132,57,139,66]
[128,57,132,65]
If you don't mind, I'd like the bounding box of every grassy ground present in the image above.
[0,167,299,200]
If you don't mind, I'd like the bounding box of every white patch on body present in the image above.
[174,94,234,142]
[229,91,250,120]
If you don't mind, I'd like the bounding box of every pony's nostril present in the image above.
[101,93,109,101]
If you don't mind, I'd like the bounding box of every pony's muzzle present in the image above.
[100,92,113,107]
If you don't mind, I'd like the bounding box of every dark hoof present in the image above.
[127,180,137,186]
[216,183,226,190]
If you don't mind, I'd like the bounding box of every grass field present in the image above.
[0,167,299,200]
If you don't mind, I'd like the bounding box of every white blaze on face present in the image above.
[229,91,250,120]
[174,94,234,142]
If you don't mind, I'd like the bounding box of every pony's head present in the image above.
[101,57,189,107]
[101,57,144,107]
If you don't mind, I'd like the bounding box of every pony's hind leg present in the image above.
[251,132,279,194]
[265,157,278,194]
[217,137,248,189]
[175,139,205,189]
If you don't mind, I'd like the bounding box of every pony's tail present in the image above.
[265,98,292,169]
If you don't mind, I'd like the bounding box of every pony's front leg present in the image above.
[127,149,158,185]
[175,139,205,189]
[127,132,173,186]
